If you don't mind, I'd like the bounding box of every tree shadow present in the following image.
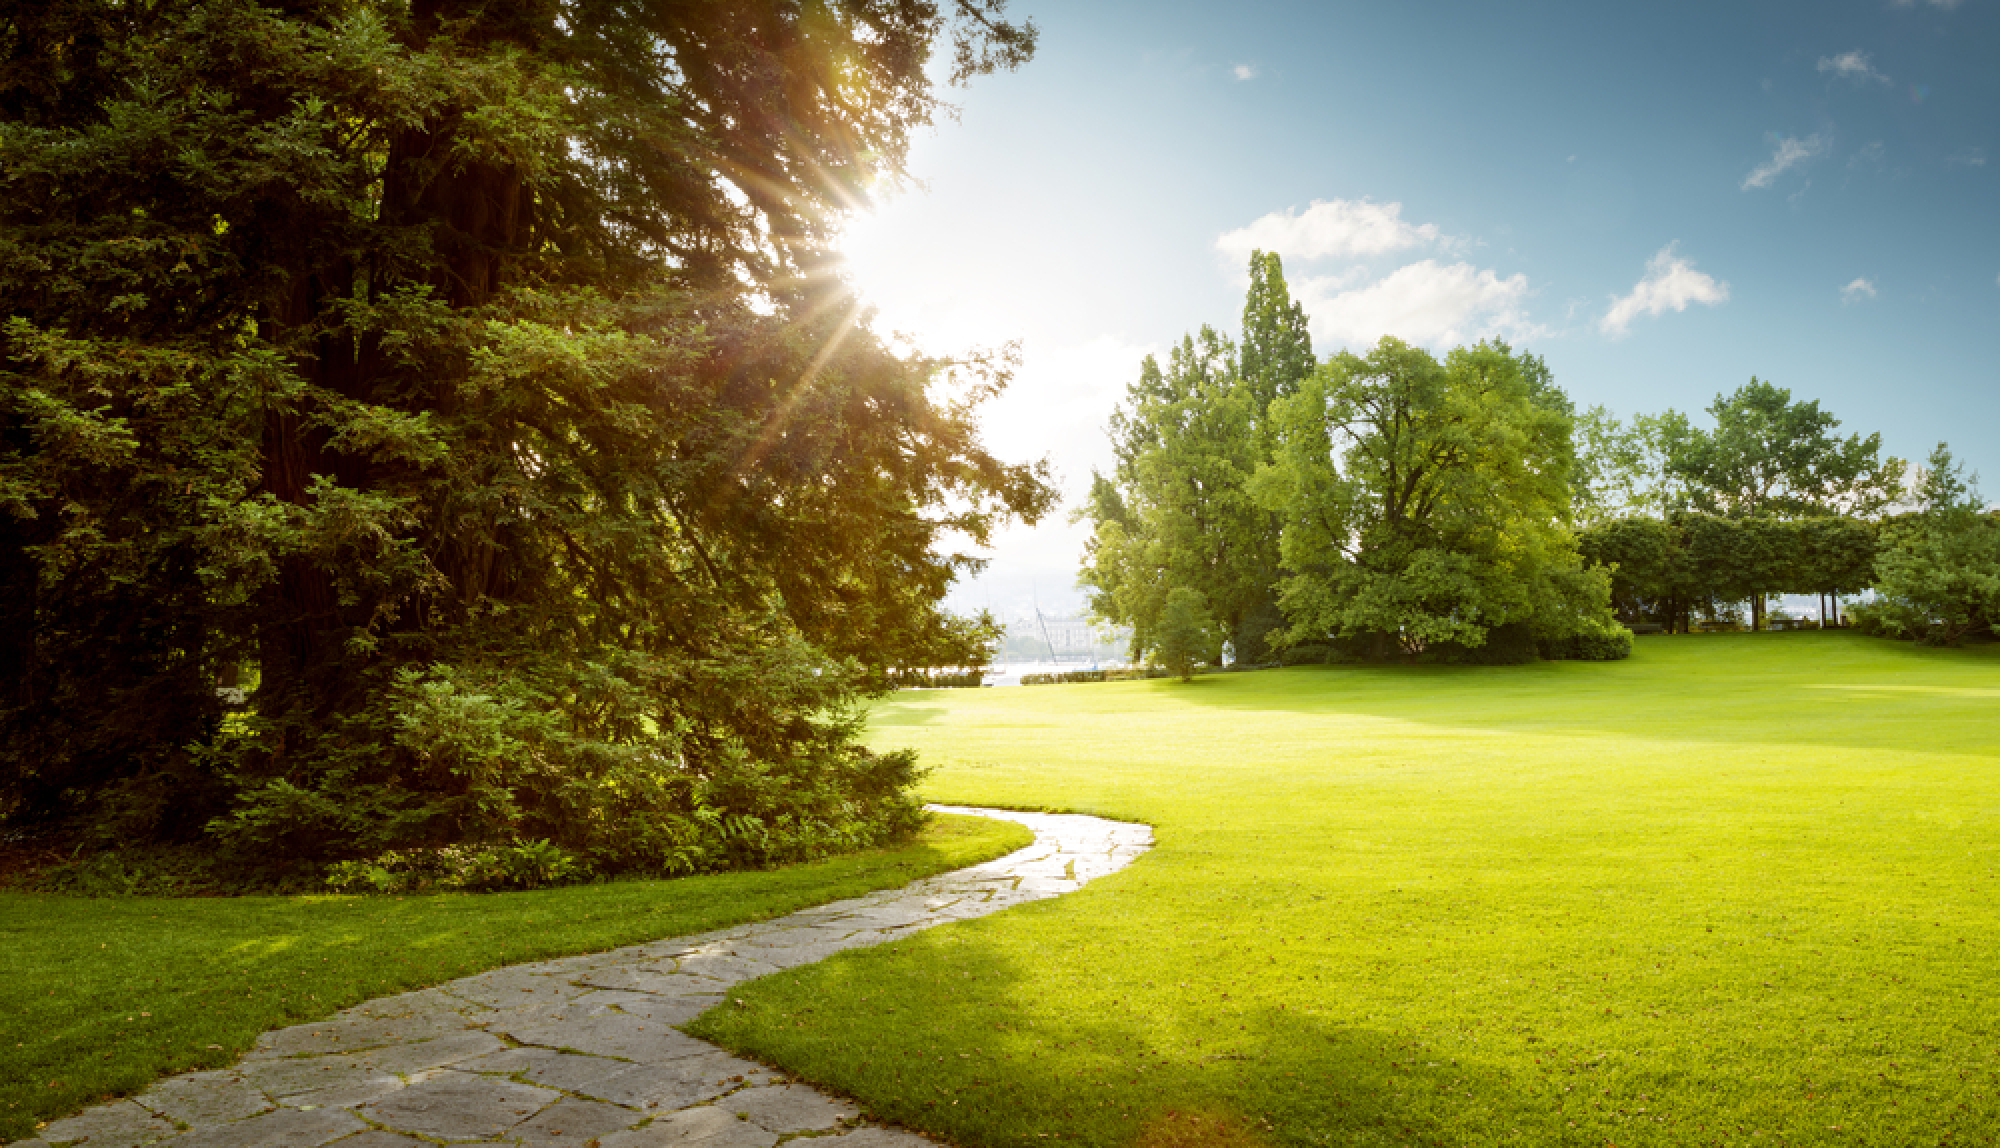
[1149,631,2000,759]
[689,922,1612,1148]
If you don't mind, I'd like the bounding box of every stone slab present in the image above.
[40,1101,177,1148]
[596,1106,778,1148]
[169,1106,366,1148]
[132,1071,274,1128]
[511,1097,646,1146]
[354,1071,558,1140]
[719,1081,859,1132]
[494,1010,715,1062]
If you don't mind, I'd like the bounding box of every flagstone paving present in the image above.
[17,806,1150,1148]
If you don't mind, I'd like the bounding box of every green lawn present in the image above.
[690,632,2000,1148]
[0,812,1031,1144]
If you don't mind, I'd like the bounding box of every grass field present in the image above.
[691,632,2000,1148]
[0,812,1031,1144]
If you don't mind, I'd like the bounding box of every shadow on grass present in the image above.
[1139,630,2000,759]
[690,925,1555,1148]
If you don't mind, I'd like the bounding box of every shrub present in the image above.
[1539,624,1634,662]
[1845,598,1905,639]
[1280,644,1333,666]
[1422,623,1540,666]
[1155,588,1218,681]
[891,669,987,689]
[1019,670,1113,686]
[1104,667,1172,681]
[326,839,592,894]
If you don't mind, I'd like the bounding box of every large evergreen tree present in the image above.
[0,0,1050,871]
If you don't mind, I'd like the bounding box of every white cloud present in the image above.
[1600,244,1730,337]
[1216,198,1443,266]
[1817,51,1890,84]
[1232,63,1258,81]
[1841,277,1878,303]
[1742,134,1826,190]
[1946,146,1987,168]
[1298,260,1534,349]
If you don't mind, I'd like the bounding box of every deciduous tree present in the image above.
[1258,337,1621,660]
[1863,445,2000,645]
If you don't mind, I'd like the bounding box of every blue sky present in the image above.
[836,0,1999,618]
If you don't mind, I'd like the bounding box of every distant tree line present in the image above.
[1080,254,1997,668]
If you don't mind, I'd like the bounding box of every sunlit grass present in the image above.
[692,632,2000,1147]
[0,812,1031,1142]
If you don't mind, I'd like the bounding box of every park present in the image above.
[5,1,1998,1146]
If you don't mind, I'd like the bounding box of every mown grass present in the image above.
[690,632,2000,1148]
[0,811,1031,1143]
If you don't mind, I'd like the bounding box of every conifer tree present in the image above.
[0,0,1050,869]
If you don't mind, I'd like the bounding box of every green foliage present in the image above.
[0,0,1048,867]
[1277,643,1333,666]
[889,669,987,689]
[1152,587,1217,681]
[1534,621,1635,661]
[1578,513,1878,631]
[1019,669,1155,685]
[1259,337,1617,660]
[324,839,589,893]
[1864,444,2000,645]
[1078,252,1305,666]
[1420,621,1542,665]
[1659,378,1902,519]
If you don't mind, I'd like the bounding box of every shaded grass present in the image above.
[0,812,1031,1143]
[691,633,2000,1147]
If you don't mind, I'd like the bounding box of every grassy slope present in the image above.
[690,633,2000,1148]
[0,812,1032,1143]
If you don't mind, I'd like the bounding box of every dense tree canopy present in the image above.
[1578,514,1878,632]
[1258,337,1623,661]
[1660,379,1899,519]
[0,0,1050,873]
[1861,445,2000,645]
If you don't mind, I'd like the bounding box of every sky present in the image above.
[834,0,2000,619]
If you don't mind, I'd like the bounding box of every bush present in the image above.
[1104,667,1172,681]
[1155,587,1219,681]
[1421,623,1540,666]
[326,839,592,894]
[1019,670,1113,686]
[891,669,987,689]
[1845,598,1905,639]
[1538,624,1634,662]
[1280,644,1333,666]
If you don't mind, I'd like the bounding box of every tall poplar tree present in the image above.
[0,0,1050,869]
[1078,252,1310,664]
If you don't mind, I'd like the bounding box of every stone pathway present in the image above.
[18,806,1150,1148]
